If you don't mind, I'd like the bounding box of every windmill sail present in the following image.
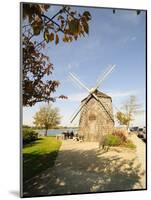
[70,95,91,123]
[95,64,116,90]
[69,65,116,141]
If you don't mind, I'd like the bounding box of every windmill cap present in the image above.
[81,89,112,102]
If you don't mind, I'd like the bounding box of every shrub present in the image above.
[112,128,127,143]
[101,129,136,150]
[23,128,38,144]
[103,134,122,147]
[124,140,136,149]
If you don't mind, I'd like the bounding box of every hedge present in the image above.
[23,128,38,144]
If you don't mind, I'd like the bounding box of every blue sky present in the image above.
[23,6,146,127]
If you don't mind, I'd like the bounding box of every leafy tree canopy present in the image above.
[116,111,132,127]
[22,3,91,106]
[116,95,142,129]
[33,104,61,136]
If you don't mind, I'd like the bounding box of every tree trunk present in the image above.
[45,129,48,136]
[127,122,130,131]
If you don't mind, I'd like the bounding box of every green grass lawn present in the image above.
[23,136,62,182]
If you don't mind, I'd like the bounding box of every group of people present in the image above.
[62,130,74,140]
[62,130,84,142]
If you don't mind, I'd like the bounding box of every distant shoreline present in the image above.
[36,128,79,136]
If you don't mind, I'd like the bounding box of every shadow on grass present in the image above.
[23,147,146,197]
[23,138,44,148]
[23,150,58,182]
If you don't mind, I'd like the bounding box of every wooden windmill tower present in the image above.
[69,65,116,142]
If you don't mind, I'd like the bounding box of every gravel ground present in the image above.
[129,134,146,172]
[23,138,146,197]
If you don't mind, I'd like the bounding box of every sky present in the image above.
[23,5,146,127]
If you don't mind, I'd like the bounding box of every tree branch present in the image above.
[23,24,31,28]
[34,8,67,49]
[35,39,45,49]
[64,7,77,20]
[41,14,64,33]
[23,7,65,43]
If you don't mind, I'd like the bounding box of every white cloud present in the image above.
[67,89,139,102]
[117,35,137,46]
[107,90,139,98]
[67,62,79,70]
[108,89,139,110]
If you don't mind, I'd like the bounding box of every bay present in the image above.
[36,128,78,136]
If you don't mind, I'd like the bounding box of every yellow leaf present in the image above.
[63,35,69,42]
[49,33,54,42]
[68,19,80,35]
[44,29,49,43]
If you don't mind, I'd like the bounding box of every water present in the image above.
[37,128,78,136]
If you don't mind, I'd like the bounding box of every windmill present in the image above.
[69,64,116,142]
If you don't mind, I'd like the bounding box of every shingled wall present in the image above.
[78,90,114,142]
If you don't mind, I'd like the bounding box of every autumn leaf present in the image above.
[32,21,41,35]
[49,33,54,42]
[33,26,41,35]
[55,34,59,45]
[63,35,69,42]
[83,21,89,34]
[68,19,80,35]
[83,11,91,20]
[44,29,49,43]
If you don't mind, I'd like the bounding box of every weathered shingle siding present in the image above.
[79,93,114,142]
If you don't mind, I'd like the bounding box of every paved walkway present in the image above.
[23,139,146,197]
[129,134,146,171]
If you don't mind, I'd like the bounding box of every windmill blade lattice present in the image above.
[95,64,116,90]
[69,64,116,124]
[70,95,91,123]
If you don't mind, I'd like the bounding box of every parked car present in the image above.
[143,127,146,134]
[137,128,146,142]
[130,126,139,132]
